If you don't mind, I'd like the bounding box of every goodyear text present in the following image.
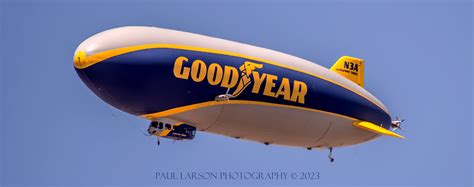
[173,56,307,104]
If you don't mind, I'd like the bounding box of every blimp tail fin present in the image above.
[330,56,365,87]
[353,121,405,139]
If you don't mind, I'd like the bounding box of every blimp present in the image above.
[73,26,404,162]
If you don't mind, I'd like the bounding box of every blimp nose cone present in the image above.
[73,51,87,68]
[73,26,182,69]
[73,53,148,117]
[72,27,194,117]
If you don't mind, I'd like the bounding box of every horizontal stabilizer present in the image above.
[353,121,405,139]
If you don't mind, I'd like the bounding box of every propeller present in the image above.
[391,117,405,131]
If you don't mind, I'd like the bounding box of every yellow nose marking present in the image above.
[74,51,87,68]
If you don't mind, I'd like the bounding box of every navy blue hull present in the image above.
[75,48,392,129]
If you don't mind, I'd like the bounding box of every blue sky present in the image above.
[1,0,472,186]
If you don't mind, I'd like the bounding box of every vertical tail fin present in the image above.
[330,56,365,87]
